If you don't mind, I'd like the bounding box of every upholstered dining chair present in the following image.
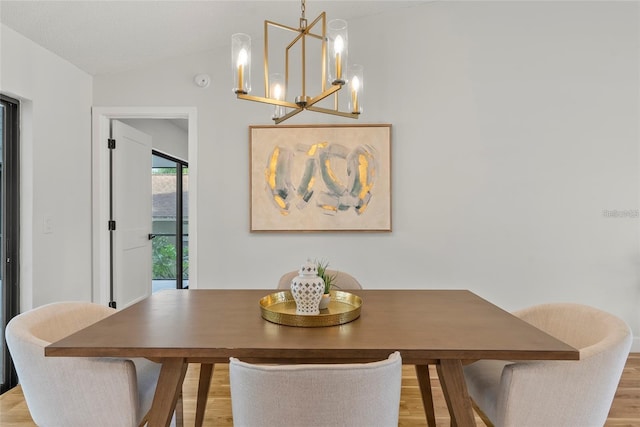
[278,269,363,290]
[229,351,402,427]
[5,301,179,427]
[463,303,632,427]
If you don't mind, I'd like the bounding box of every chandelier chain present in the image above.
[301,0,306,20]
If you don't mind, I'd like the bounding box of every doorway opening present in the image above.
[92,107,198,307]
[152,151,189,292]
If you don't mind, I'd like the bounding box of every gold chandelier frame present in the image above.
[234,1,361,124]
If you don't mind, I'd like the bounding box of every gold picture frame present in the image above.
[250,124,392,232]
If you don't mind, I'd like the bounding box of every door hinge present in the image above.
[108,301,117,309]
[108,220,116,231]
[108,138,116,149]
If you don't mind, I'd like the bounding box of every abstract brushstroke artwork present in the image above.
[250,124,391,232]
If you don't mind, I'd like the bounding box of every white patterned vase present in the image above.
[290,260,325,315]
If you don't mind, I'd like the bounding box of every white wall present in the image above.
[1,24,93,310]
[94,1,640,349]
[120,119,188,161]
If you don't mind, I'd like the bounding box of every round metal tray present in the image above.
[260,290,362,327]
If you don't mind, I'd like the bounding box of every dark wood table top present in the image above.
[46,289,578,364]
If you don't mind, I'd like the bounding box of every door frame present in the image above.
[92,107,198,306]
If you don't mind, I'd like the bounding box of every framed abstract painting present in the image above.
[250,124,392,232]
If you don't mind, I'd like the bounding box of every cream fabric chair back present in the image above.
[463,303,632,427]
[229,352,402,427]
[5,301,164,427]
[278,269,362,290]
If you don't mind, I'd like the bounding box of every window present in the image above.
[151,151,188,291]
[1,94,19,393]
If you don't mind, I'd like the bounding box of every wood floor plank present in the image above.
[2,354,639,426]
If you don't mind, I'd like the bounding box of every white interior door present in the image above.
[111,120,152,308]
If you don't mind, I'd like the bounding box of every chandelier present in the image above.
[231,0,363,124]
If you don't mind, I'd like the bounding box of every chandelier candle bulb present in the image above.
[231,33,251,94]
[348,64,363,114]
[335,35,343,82]
[328,19,348,85]
[237,49,246,92]
[270,73,286,120]
[351,76,359,113]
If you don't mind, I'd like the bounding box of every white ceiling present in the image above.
[0,0,425,76]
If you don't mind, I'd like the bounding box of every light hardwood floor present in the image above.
[1,354,638,426]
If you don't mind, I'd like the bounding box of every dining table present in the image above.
[46,289,579,427]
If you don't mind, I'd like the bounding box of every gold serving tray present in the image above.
[260,290,362,327]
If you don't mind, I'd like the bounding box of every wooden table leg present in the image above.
[436,359,475,427]
[148,358,188,427]
[415,365,437,427]
[195,363,215,427]
[175,390,184,427]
